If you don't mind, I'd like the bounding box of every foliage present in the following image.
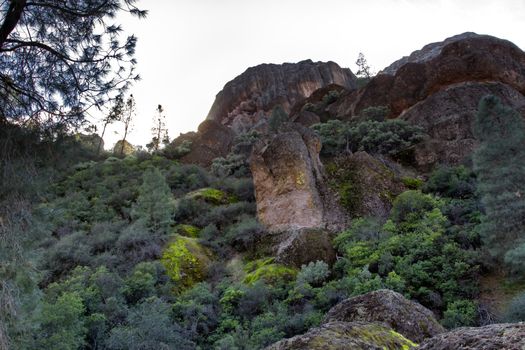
[402,177,423,190]
[355,52,373,80]
[424,165,476,199]
[269,105,289,133]
[441,300,478,328]
[243,258,297,285]
[312,119,424,157]
[0,0,146,129]
[164,139,192,159]
[296,261,330,287]
[502,291,525,322]
[473,96,525,270]
[131,167,174,234]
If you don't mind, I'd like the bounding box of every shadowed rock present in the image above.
[323,289,445,343]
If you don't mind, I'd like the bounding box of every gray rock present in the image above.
[323,289,445,343]
[264,321,416,350]
[418,323,525,350]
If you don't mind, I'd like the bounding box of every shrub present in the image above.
[224,217,265,251]
[243,258,297,285]
[503,291,525,322]
[441,300,478,328]
[390,190,439,224]
[296,261,330,287]
[424,166,476,198]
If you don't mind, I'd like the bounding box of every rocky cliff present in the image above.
[206,60,357,133]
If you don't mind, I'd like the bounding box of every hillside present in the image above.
[2,32,525,350]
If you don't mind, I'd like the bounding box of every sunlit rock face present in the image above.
[206,60,357,134]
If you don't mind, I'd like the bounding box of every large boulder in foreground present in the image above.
[418,323,525,350]
[206,60,357,133]
[323,289,445,343]
[264,321,416,350]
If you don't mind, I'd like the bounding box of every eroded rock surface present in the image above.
[400,81,525,170]
[418,323,525,350]
[331,33,525,118]
[175,119,234,167]
[274,228,336,267]
[323,289,445,343]
[250,123,346,233]
[264,321,416,350]
[207,60,356,133]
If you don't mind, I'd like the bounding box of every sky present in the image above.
[101,0,525,149]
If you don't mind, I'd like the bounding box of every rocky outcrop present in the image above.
[265,321,416,350]
[419,323,525,350]
[250,123,346,233]
[113,140,134,156]
[323,289,445,343]
[207,60,356,133]
[174,119,234,167]
[400,81,525,170]
[330,33,525,119]
[274,228,336,267]
[326,152,407,218]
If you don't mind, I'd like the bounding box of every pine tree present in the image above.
[473,95,525,272]
[150,104,168,152]
[131,167,174,234]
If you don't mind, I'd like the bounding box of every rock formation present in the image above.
[323,289,445,343]
[173,119,234,167]
[264,321,416,350]
[418,323,525,349]
[400,81,525,170]
[206,60,357,133]
[250,123,346,233]
[330,32,525,119]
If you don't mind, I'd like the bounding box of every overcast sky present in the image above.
[102,0,525,148]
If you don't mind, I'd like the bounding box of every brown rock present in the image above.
[331,33,525,119]
[400,81,525,170]
[113,140,134,156]
[175,119,234,168]
[274,228,336,267]
[207,60,357,133]
[418,323,525,350]
[264,321,417,350]
[323,289,445,343]
[291,110,321,128]
[250,123,347,233]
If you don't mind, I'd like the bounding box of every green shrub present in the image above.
[296,261,330,287]
[442,300,478,328]
[390,190,439,224]
[402,177,423,190]
[424,166,476,198]
[243,258,297,285]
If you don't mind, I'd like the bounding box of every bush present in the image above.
[390,190,439,224]
[424,166,476,199]
[224,217,265,251]
[441,300,478,328]
[503,291,525,322]
[296,261,330,287]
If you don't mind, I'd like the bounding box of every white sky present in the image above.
[101,0,525,149]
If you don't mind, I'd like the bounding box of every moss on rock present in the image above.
[161,236,212,291]
[186,187,236,205]
[243,257,297,285]
[175,224,201,238]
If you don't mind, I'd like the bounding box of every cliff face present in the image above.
[206,60,357,133]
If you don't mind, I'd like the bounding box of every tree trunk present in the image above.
[0,0,27,49]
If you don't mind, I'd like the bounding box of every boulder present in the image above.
[418,323,525,350]
[207,60,357,133]
[113,140,134,156]
[323,289,445,343]
[274,228,336,267]
[264,321,416,350]
[250,123,346,233]
[331,33,525,119]
[400,81,525,170]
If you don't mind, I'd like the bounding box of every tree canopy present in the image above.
[0,0,146,130]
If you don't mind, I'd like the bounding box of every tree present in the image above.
[131,167,174,233]
[0,0,146,130]
[119,94,136,156]
[472,95,525,270]
[97,95,124,154]
[148,104,168,152]
[355,52,372,80]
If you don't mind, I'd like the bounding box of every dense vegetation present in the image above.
[2,97,525,349]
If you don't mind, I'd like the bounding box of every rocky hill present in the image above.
[206,60,357,134]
